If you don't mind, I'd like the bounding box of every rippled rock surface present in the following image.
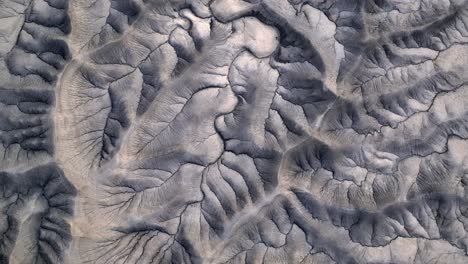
[1,0,468,263]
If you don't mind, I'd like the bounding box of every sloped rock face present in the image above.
[1,0,468,263]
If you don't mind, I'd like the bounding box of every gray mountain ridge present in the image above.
[1,0,468,263]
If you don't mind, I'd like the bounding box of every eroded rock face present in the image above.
[1,0,468,263]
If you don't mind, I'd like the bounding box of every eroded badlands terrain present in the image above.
[1,0,468,263]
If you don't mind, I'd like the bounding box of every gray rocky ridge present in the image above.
[1,0,468,263]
